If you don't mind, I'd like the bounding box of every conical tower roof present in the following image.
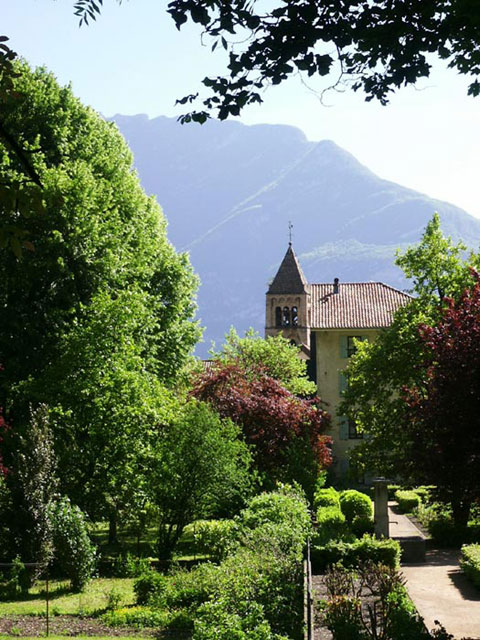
[268,244,308,294]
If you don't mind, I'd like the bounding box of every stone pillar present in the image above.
[373,478,389,538]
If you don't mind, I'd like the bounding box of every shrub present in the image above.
[428,513,466,547]
[311,534,401,572]
[460,543,480,589]
[103,605,169,628]
[323,564,427,640]
[394,490,421,513]
[193,519,237,561]
[315,507,349,545]
[165,563,218,610]
[313,487,341,510]
[349,535,400,568]
[351,515,375,537]
[49,497,96,591]
[240,484,310,540]
[413,486,435,504]
[323,595,365,639]
[387,484,402,501]
[386,585,428,639]
[134,569,168,606]
[193,599,289,640]
[0,557,30,599]
[339,490,373,524]
[112,553,151,578]
[211,544,303,638]
[166,608,196,631]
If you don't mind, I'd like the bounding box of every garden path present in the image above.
[391,507,480,640]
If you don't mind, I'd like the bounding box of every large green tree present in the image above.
[73,1,480,121]
[403,274,480,527]
[152,400,253,563]
[341,214,479,477]
[0,63,200,525]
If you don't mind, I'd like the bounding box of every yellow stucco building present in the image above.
[265,244,411,476]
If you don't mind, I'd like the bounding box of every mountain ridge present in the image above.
[111,114,480,356]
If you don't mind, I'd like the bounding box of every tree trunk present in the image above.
[108,511,118,545]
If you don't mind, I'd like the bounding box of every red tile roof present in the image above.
[309,282,412,329]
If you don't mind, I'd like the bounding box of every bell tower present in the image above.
[265,243,311,355]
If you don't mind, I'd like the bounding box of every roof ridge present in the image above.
[310,281,412,297]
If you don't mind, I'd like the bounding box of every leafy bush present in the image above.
[313,487,341,510]
[165,563,218,610]
[211,544,303,638]
[428,513,466,547]
[351,515,375,537]
[323,595,364,639]
[133,486,307,640]
[460,543,480,588]
[385,585,429,639]
[103,605,169,628]
[413,486,435,504]
[387,484,402,501]
[311,534,401,572]
[193,519,237,561]
[315,507,348,545]
[193,599,288,640]
[395,490,421,513]
[0,557,30,599]
[339,490,373,524]
[49,497,96,591]
[112,553,151,578]
[240,484,310,538]
[134,569,168,606]
[323,563,427,640]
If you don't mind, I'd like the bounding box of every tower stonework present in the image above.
[265,244,311,355]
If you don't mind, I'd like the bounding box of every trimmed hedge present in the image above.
[394,490,421,513]
[412,486,435,504]
[311,534,401,572]
[315,506,348,545]
[339,490,373,523]
[313,487,340,511]
[460,544,480,589]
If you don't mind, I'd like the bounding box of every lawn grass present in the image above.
[90,520,208,565]
[0,578,135,616]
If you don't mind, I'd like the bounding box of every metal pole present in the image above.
[45,568,49,637]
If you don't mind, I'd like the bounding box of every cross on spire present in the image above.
[288,221,293,245]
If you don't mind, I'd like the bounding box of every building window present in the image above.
[275,306,282,327]
[347,335,362,357]
[291,306,298,326]
[282,306,290,326]
[348,419,363,440]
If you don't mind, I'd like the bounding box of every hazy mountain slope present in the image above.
[112,115,480,356]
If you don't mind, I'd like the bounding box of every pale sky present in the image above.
[3,0,480,217]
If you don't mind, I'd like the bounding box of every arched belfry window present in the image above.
[291,306,298,326]
[283,306,290,326]
[275,306,282,327]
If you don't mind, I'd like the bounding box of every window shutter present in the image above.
[338,372,348,394]
[340,336,348,358]
[339,416,348,440]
